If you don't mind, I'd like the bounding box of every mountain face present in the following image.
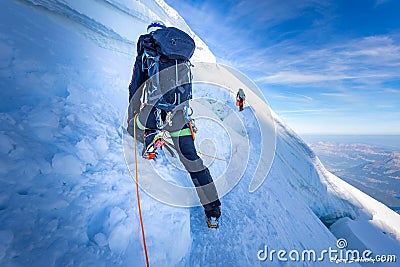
[1,0,399,266]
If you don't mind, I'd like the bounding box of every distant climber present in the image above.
[126,21,221,228]
[236,88,246,111]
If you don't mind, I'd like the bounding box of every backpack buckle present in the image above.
[166,111,173,126]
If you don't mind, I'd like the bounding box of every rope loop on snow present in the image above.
[197,151,227,162]
[133,114,150,267]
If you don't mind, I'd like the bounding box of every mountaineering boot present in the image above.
[142,131,165,160]
[205,204,221,229]
[207,217,219,229]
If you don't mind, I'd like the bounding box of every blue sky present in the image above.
[165,0,400,135]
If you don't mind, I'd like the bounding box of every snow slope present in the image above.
[0,0,399,266]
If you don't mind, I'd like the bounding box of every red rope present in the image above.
[133,115,150,267]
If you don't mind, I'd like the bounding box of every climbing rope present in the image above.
[198,144,239,162]
[197,151,227,162]
[188,120,196,141]
[133,114,150,267]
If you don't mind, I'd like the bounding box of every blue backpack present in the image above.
[141,27,195,113]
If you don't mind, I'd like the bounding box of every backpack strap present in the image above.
[142,51,163,105]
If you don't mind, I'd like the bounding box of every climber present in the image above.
[126,21,221,228]
[236,88,246,112]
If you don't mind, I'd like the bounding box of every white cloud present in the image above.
[338,36,400,64]
[256,71,358,84]
[269,92,314,103]
[320,92,351,97]
[258,72,393,84]
[384,88,400,93]
[278,109,327,114]
[252,34,400,87]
